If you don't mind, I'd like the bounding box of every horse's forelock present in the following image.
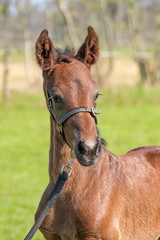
[55,47,75,63]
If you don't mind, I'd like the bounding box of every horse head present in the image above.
[35,27,102,166]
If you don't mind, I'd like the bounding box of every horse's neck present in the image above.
[49,118,71,183]
[48,118,117,188]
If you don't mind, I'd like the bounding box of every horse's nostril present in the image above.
[95,138,102,157]
[77,139,102,158]
[77,140,87,155]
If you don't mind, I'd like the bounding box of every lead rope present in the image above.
[24,151,74,240]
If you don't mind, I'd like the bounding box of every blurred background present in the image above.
[1,0,160,93]
[0,0,160,239]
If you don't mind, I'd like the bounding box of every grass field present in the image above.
[0,86,160,239]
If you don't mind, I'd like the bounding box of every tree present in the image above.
[98,0,116,78]
[153,3,160,84]
[0,0,10,101]
[126,0,151,85]
[56,0,80,50]
[15,0,34,85]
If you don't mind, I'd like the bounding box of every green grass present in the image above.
[0,86,160,239]
[0,92,49,239]
[98,85,160,154]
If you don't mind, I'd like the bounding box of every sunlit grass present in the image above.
[98,85,160,154]
[0,91,48,240]
[0,86,160,239]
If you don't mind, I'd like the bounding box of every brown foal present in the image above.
[35,27,160,240]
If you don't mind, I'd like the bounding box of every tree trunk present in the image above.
[99,0,114,78]
[23,29,34,85]
[1,0,10,102]
[56,0,80,50]
[154,7,160,84]
[16,0,34,86]
[2,48,9,101]
[126,0,150,85]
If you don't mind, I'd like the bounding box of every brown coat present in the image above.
[35,27,160,240]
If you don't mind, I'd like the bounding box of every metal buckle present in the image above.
[61,163,72,176]
[61,150,75,176]
[91,107,96,117]
[57,124,63,134]
[48,100,52,108]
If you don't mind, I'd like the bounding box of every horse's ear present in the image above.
[75,26,99,68]
[36,29,57,71]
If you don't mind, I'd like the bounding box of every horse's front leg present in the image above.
[76,236,102,240]
[81,238,100,240]
[80,237,119,240]
[41,231,61,240]
[76,229,120,240]
[77,231,120,240]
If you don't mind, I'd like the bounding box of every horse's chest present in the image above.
[52,199,79,238]
[41,189,122,240]
[54,195,106,239]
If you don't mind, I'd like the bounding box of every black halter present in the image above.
[46,90,101,145]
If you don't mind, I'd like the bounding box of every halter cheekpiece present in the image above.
[46,90,101,145]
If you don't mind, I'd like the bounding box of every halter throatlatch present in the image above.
[46,90,101,146]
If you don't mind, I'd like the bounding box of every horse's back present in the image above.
[126,145,160,170]
[119,145,160,184]
[127,145,160,154]
[118,146,160,240]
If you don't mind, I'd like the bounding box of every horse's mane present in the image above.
[96,127,107,147]
[56,47,75,63]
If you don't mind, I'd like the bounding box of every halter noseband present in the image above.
[46,90,101,146]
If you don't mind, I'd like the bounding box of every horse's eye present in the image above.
[53,95,62,104]
[95,93,99,100]
[94,93,102,103]
[95,93,99,102]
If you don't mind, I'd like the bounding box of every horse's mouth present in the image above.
[75,151,99,167]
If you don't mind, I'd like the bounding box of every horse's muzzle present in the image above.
[75,137,102,166]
